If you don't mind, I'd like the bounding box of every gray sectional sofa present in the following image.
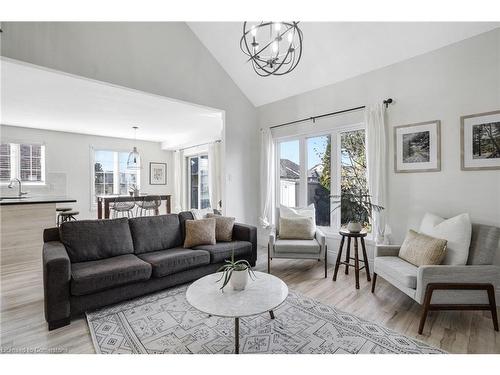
[42,211,257,330]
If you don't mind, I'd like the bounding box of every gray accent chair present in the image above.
[371,223,500,334]
[268,208,328,278]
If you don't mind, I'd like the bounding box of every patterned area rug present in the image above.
[86,284,444,354]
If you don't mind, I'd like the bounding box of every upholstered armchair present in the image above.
[268,209,328,278]
[371,223,500,334]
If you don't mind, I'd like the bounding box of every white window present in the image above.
[0,143,46,184]
[187,154,210,209]
[92,149,140,202]
[276,123,368,230]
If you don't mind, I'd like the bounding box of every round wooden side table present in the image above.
[332,229,371,289]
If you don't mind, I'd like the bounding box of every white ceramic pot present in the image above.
[230,269,248,291]
[347,222,362,233]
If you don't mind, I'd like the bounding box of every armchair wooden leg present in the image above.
[418,284,434,335]
[333,237,345,281]
[486,284,499,331]
[267,244,271,274]
[324,245,328,278]
[371,273,377,293]
[418,283,499,335]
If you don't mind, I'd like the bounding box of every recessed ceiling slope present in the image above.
[188,22,499,107]
[1,59,223,150]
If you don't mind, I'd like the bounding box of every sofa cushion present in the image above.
[467,223,500,265]
[193,241,252,263]
[374,256,418,289]
[129,214,183,254]
[419,212,471,265]
[138,248,210,278]
[278,217,315,240]
[60,218,134,263]
[207,213,235,242]
[178,211,195,239]
[71,254,152,296]
[274,238,320,254]
[398,229,447,267]
[184,218,216,248]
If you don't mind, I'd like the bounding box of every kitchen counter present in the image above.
[1,197,77,277]
[0,196,76,205]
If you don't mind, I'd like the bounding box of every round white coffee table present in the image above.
[186,271,288,354]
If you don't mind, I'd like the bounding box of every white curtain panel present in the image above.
[208,141,222,210]
[365,104,389,244]
[173,149,184,213]
[259,128,275,228]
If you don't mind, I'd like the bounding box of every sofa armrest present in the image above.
[233,223,257,266]
[43,241,71,329]
[415,265,500,304]
[315,228,326,247]
[374,245,401,258]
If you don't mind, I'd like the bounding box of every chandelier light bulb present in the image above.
[287,31,294,43]
[274,22,282,32]
[272,41,278,53]
[250,26,257,37]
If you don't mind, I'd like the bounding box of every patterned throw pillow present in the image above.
[398,230,447,267]
[207,213,235,242]
[279,216,315,240]
[183,218,216,248]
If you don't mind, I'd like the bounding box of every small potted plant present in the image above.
[216,250,255,291]
[129,184,140,197]
[331,191,384,233]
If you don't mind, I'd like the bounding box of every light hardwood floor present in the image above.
[1,246,498,353]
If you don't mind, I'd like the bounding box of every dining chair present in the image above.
[110,197,135,218]
[135,195,161,216]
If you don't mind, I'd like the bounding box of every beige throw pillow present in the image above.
[279,216,315,240]
[398,230,447,267]
[207,213,235,242]
[183,218,216,248]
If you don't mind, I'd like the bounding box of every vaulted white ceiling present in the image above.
[188,22,499,107]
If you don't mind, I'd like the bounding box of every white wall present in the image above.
[0,125,174,220]
[0,22,259,225]
[259,29,500,265]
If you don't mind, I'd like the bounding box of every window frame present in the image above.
[89,147,141,210]
[186,153,210,209]
[275,122,366,233]
[0,143,46,185]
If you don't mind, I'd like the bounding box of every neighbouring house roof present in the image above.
[280,159,300,180]
[308,163,323,181]
[280,159,323,182]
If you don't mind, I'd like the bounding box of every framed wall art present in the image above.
[149,162,167,185]
[394,120,441,173]
[461,110,500,171]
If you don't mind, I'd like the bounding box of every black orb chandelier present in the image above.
[240,21,303,77]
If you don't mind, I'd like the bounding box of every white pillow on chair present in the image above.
[419,212,472,265]
[280,204,316,224]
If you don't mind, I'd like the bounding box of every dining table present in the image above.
[96,194,171,219]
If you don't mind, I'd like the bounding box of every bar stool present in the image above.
[56,207,72,226]
[59,211,79,225]
[135,195,161,216]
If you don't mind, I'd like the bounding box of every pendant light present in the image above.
[127,126,141,170]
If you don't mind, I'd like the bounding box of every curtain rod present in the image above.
[177,139,221,151]
[267,98,393,130]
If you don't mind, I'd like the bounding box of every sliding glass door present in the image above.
[188,154,210,209]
